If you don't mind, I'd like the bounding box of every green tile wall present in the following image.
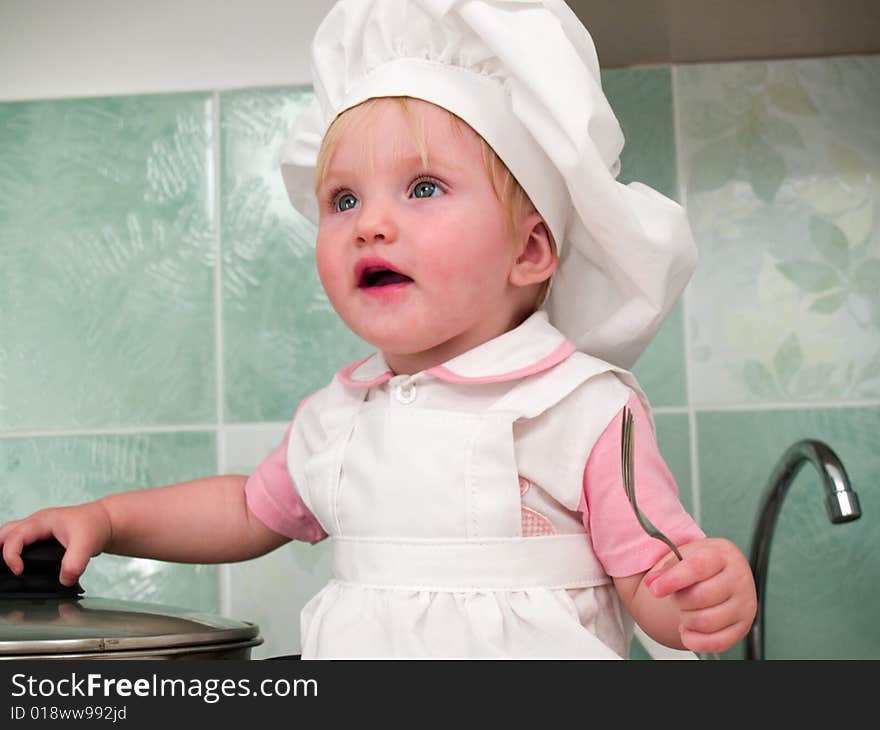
[0,432,218,610]
[654,413,694,515]
[219,88,368,423]
[1,54,877,660]
[0,94,216,430]
[697,407,879,659]
[604,68,689,409]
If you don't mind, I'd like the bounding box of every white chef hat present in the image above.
[280,0,697,370]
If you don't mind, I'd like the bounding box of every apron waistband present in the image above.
[330,533,610,591]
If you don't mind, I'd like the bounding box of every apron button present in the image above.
[395,382,417,404]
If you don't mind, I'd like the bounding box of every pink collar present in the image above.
[337,311,577,388]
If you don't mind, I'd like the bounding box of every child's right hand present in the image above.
[0,501,113,586]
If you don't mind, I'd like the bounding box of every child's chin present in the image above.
[365,335,426,355]
[363,331,447,361]
[351,326,411,353]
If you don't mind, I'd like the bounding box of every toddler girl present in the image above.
[0,0,756,659]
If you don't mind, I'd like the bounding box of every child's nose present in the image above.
[354,201,399,246]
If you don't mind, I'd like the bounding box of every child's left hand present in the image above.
[643,537,757,654]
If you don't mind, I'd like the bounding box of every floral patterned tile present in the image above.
[0,94,216,430]
[677,57,880,404]
[0,432,219,611]
[219,87,370,425]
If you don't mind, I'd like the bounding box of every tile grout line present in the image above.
[670,63,703,525]
[2,398,877,441]
[212,89,232,617]
[683,399,880,412]
[218,421,290,431]
[0,425,220,439]
[212,89,225,471]
[652,406,691,415]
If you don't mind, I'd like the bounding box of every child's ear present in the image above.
[509,214,557,288]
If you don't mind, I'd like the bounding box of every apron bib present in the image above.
[295,356,632,658]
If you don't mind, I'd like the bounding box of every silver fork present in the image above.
[621,406,722,660]
[620,405,683,561]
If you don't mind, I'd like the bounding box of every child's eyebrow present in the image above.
[317,171,351,189]
[388,152,434,170]
[323,153,459,186]
[388,152,466,177]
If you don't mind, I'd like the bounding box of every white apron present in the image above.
[294,353,635,659]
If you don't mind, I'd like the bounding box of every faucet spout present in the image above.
[746,439,861,660]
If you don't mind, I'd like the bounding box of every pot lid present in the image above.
[0,539,260,657]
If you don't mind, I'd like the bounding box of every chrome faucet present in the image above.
[746,439,861,660]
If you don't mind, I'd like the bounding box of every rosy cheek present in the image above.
[314,239,340,293]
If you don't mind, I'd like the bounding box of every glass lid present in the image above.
[0,596,260,655]
[0,538,260,656]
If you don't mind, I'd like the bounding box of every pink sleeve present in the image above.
[580,393,705,577]
[244,416,327,544]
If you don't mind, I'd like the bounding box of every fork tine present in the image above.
[624,408,633,489]
[624,408,633,496]
[622,420,629,497]
[620,407,630,495]
[619,404,684,562]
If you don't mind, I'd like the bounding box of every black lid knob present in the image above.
[0,538,84,599]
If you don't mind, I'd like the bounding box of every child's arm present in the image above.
[0,475,290,587]
[581,393,756,652]
[613,537,757,653]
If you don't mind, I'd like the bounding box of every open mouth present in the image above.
[357,262,414,288]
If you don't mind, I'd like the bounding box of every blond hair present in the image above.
[313,96,555,307]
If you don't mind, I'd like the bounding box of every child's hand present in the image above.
[643,537,757,654]
[0,502,113,587]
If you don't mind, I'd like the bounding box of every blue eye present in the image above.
[412,180,442,199]
[335,192,358,212]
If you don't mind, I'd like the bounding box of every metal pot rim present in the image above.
[0,596,261,656]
